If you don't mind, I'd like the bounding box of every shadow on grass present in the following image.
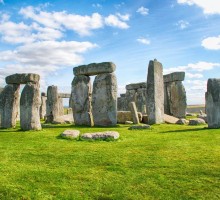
[160,127,209,134]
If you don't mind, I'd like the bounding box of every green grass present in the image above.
[0,123,220,200]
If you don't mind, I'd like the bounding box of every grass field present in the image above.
[0,123,220,200]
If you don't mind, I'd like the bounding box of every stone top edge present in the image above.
[126,82,146,90]
[5,73,40,84]
[163,72,185,83]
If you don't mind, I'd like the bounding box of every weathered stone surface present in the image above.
[0,84,20,128]
[117,96,127,111]
[81,131,119,140]
[126,82,146,90]
[146,59,164,124]
[46,86,60,123]
[92,73,117,126]
[40,96,47,119]
[197,114,207,123]
[128,124,151,130]
[20,82,41,130]
[120,94,126,97]
[6,73,40,84]
[142,115,148,124]
[117,111,132,123]
[136,88,147,113]
[164,114,179,124]
[129,102,139,124]
[73,62,116,76]
[176,118,189,125]
[71,75,93,126]
[61,130,80,138]
[58,93,71,98]
[206,79,220,128]
[0,88,4,127]
[53,114,74,124]
[58,98,64,116]
[189,118,206,125]
[164,81,186,118]
[163,72,185,83]
[125,89,136,110]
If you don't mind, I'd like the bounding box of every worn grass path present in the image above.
[0,123,219,200]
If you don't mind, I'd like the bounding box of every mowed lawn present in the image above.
[0,123,219,200]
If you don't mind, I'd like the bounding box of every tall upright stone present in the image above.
[58,98,64,116]
[136,88,147,113]
[0,84,20,128]
[40,93,47,119]
[92,73,117,126]
[146,59,164,124]
[206,79,220,128]
[46,85,59,123]
[20,82,42,130]
[0,87,4,127]
[164,72,186,118]
[71,75,93,126]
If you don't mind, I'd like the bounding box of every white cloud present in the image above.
[186,73,203,78]
[137,37,150,45]
[136,6,149,16]
[105,14,129,29]
[176,20,189,29]
[177,0,220,15]
[19,6,104,36]
[116,13,130,21]
[201,35,220,50]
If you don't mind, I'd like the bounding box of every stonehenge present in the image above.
[71,62,117,126]
[163,72,187,118]
[0,73,41,130]
[146,59,164,124]
[206,79,220,128]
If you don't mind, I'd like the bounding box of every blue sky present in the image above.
[0,0,220,105]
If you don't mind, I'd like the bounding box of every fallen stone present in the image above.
[164,114,179,124]
[125,121,133,124]
[163,72,185,83]
[61,130,80,138]
[6,73,40,84]
[73,62,116,76]
[176,118,189,125]
[197,114,207,123]
[128,124,151,130]
[126,82,146,90]
[52,114,74,124]
[129,102,139,124]
[117,111,142,124]
[188,118,206,125]
[81,131,119,140]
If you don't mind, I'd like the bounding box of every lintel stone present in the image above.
[163,72,185,83]
[126,82,146,90]
[6,73,40,84]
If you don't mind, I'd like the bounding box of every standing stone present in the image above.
[0,84,20,128]
[20,82,42,130]
[58,98,64,116]
[0,87,4,127]
[125,89,136,111]
[92,73,117,126]
[40,95,47,119]
[6,73,40,84]
[164,72,186,118]
[136,88,147,113]
[46,86,59,123]
[129,102,139,124]
[206,79,220,128]
[146,59,164,124]
[72,75,93,126]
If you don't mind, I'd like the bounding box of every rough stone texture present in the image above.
[53,114,74,124]
[59,93,71,98]
[137,112,142,123]
[58,98,64,116]
[176,118,189,125]
[74,62,116,76]
[71,75,93,126]
[142,115,148,124]
[117,111,132,123]
[117,95,127,111]
[46,85,60,123]
[81,131,119,140]
[0,84,20,128]
[163,72,185,83]
[128,124,151,130]
[40,96,47,119]
[92,73,117,126]
[6,73,40,84]
[20,82,42,131]
[164,114,179,124]
[197,114,207,123]
[189,118,206,125]
[129,102,139,124]
[164,81,186,118]
[146,59,164,124]
[61,130,80,138]
[0,87,4,127]
[126,82,146,90]
[136,88,147,113]
[206,79,220,128]
[125,89,136,111]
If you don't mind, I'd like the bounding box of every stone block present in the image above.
[126,82,146,90]
[163,72,185,83]
[6,73,40,84]
[129,102,139,124]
